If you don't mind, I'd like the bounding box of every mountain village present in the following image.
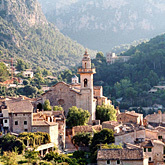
[0,51,165,165]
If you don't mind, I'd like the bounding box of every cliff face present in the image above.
[0,0,96,71]
[0,0,47,28]
[38,0,165,52]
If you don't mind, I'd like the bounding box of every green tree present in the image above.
[1,150,18,165]
[0,133,25,154]
[72,133,92,147]
[22,85,38,97]
[24,150,40,165]
[23,79,30,86]
[43,152,78,165]
[90,128,114,162]
[16,59,29,71]
[96,52,104,59]
[147,70,159,86]
[66,106,90,128]
[0,62,9,82]
[101,143,123,149]
[53,105,63,111]
[96,105,117,123]
[43,99,52,111]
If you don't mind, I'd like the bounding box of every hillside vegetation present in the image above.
[39,0,165,52]
[92,34,165,109]
[0,0,96,71]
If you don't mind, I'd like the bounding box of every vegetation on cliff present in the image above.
[0,0,96,71]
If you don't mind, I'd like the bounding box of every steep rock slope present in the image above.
[0,0,96,71]
[38,0,165,52]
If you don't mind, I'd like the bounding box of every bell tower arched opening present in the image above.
[85,63,87,68]
[84,78,88,87]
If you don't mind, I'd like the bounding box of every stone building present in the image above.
[1,99,33,133]
[106,52,131,64]
[102,121,122,133]
[32,120,58,147]
[145,110,165,127]
[40,51,111,123]
[141,140,165,164]
[97,148,148,165]
[117,111,143,126]
[32,110,65,150]
[72,125,102,136]
[155,126,165,141]
[115,129,158,145]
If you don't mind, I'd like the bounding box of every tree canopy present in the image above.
[0,62,9,82]
[66,106,90,128]
[72,133,92,147]
[43,99,52,111]
[96,105,117,123]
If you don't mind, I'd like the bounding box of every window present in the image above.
[144,148,146,152]
[24,129,28,132]
[148,148,152,152]
[158,136,162,139]
[24,121,27,125]
[107,160,110,164]
[4,120,7,123]
[15,121,18,125]
[117,160,120,164]
[84,78,88,87]
[149,157,151,161]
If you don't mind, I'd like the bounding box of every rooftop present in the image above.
[97,148,144,160]
[5,99,33,113]
[32,121,57,126]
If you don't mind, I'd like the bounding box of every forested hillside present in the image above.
[92,34,165,109]
[0,0,96,71]
[38,0,165,52]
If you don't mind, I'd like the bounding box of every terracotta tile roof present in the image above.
[32,120,57,126]
[102,121,120,127]
[141,140,154,147]
[73,125,93,133]
[94,86,102,89]
[73,125,102,134]
[5,100,33,113]
[125,111,142,117]
[155,126,165,132]
[97,149,144,160]
[92,125,102,131]
[153,140,165,146]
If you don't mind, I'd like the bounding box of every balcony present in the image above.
[77,67,96,74]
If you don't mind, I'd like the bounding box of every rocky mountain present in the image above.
[0,0,96,71]
[38,0,165,52]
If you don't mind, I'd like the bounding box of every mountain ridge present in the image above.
[38,0,165,52]
[0,0,96,71]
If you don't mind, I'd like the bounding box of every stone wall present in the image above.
[42,82,77,115]
[97,160,145,165]
[146,111,165,124]
[117,113,138,124]
[10,113,32,133]
[153,141,164,164]
[32,125,58,146]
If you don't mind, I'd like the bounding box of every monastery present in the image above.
[38,51,111,122]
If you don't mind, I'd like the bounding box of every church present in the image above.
[40,51,111,123]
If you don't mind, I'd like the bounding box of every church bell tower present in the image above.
[77,50,96,122]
